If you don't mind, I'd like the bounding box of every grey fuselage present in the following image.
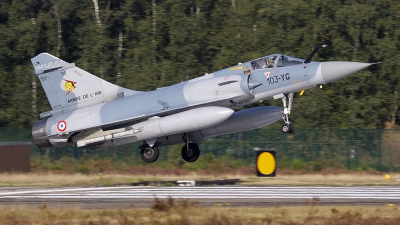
[31,53,372,149]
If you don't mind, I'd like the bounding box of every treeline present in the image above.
[0,0,399,129]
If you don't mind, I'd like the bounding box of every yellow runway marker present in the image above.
[256,150,276,177]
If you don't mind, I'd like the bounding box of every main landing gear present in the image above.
[140,143,160,163]
[182,143,200,162]
[181,133,200,162]
[281,93,294,134]
[139,133,201,163]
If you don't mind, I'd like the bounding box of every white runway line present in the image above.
[0,186,399,200]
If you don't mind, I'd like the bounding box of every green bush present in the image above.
[311,159,328,172]
[50,163,65,171]
[167,145,185,168]
[74,165,90,174]
[293,159,308,170]
[277,156,293,169]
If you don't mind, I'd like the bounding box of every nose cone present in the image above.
[321,61,372,83]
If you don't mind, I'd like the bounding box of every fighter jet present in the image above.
[31,45,375,163]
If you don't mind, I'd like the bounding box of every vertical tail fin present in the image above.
[31,53,141,116]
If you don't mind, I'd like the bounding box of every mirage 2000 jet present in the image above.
[31,45,376,163]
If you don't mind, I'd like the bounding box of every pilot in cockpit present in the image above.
[265,57,275,68]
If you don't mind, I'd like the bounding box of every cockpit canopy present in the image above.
[251,54,304,70]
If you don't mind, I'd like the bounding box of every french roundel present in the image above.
[57,120,67,132]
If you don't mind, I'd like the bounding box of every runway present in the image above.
[0,186,399,208]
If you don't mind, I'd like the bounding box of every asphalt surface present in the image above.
[0,186,399,208]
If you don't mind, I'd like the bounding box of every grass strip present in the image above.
[0,201,399,225]
[0,172,399,187]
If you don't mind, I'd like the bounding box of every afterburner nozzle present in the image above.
[321,61,373,83]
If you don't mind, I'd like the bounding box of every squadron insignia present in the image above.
[63,79,77,95]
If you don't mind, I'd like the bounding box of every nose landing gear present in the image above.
[282,123,294,134]
[281,93,294,134]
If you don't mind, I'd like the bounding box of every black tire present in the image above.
[140,145,160,163]
[181,143,200,162]
[288,124,294,133]
[282,124,291,133]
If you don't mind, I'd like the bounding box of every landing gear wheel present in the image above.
[281,93,294,134]
[181,143,200,162]
[289,124,294,133]
[282,124,294,134]
[140,145,159,163]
